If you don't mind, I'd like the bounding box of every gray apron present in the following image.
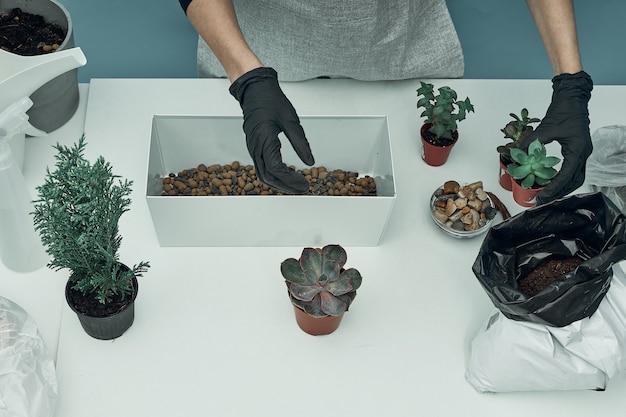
[197,0,464,81]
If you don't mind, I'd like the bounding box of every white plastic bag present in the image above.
[465,263,626,393]
[587,125,626,212]
[0,297,57,417]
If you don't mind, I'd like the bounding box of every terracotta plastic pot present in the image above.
[511,179,542,207]
[499,157,513,191]
[293,305,344,336]
[65,267,138,340]
[420,123,458,166]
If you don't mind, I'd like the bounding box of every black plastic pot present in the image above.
[65,270,138,340]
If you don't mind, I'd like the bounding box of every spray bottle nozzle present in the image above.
[0,97,48,170]
[0,97,47,140]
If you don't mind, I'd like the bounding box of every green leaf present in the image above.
[509,164,531,179]
[534,167,558,180]
[509,147,530,164]
[322,245,347,267]
[520,108,529,119]
[535,177,551,186]
[542,156,561,168]
[300,247,322,278]
[521,174,536,189]
[290,283,321,302]
[528,139,544,156]
[319,291,349,316]
[322,261,341,282]
[280,258,307,284]
[325,278,354,297]
[341,268,363,291]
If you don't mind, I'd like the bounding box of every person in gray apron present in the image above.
[179,0,592,204]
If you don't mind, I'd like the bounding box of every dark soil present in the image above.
[0,8,66,55]
[67,282,136,318]
[422,127,456,147]
[518,255,584,297]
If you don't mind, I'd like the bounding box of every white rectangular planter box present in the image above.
[146,115,396,247]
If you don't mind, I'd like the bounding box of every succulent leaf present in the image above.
[341,268,363,291]
[534,167,558,180]
[528,139,544,156]
[289,282,321,302]
[320,291,349,316]
[322,261,340,282]
[521,174,536,189]
[280,258,307,284]
[535,177,552,186]
[326,277,354,297]
[322,245,347,268]
[282,244,362,318]
[300,247,322,279]
[296,295,325,317]
[509,147,530,165]
[542,156,561,168]
[508,163,531,179]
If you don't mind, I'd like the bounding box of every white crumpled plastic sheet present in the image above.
[0,296,57,417]
[466,263,626,393]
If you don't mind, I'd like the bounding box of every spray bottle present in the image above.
[0,97,49,272]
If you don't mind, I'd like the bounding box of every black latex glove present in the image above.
[229,67,315,194]
[518,71,593,205]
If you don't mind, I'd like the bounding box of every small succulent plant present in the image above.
[280,244,362,317]
[498,108,541,160]
[507,139,561,189]
[416,81,474,140]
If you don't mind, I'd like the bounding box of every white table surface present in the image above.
[3,78,626,416]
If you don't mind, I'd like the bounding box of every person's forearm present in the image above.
[526,0,583,75]
[186,0,262,81]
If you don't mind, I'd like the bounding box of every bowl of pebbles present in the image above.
[430,180,498,238]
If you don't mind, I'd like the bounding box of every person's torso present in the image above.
[197,0,464,80]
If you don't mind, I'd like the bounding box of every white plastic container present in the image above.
[146,115,396,247]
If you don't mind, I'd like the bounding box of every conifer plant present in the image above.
[32,136,149,316]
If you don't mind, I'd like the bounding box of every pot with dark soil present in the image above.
[416,82,474,166]
[280,244,362,336]
[0,0,82,132]
[472,192,626,327]
[65,266,140,340]
[32,137,150,340]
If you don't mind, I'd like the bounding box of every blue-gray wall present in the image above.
[59,0,625,85]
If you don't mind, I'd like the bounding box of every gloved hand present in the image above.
[229,67,315,194]
[518,71,593,205]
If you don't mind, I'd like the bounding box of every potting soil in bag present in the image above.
[465,262,626,393]
[587,125,626,212]
[472,192,626,327]
[0,296,57,417]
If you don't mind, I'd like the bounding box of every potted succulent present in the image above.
[280,244,363,336]
[497,108,541,191]
[416,81,474,166]
[32,136,150,340]
[506,138,561,207]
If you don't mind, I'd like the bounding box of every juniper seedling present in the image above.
[32,135,149,304]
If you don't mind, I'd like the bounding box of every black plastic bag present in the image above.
[472,192,626,327]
